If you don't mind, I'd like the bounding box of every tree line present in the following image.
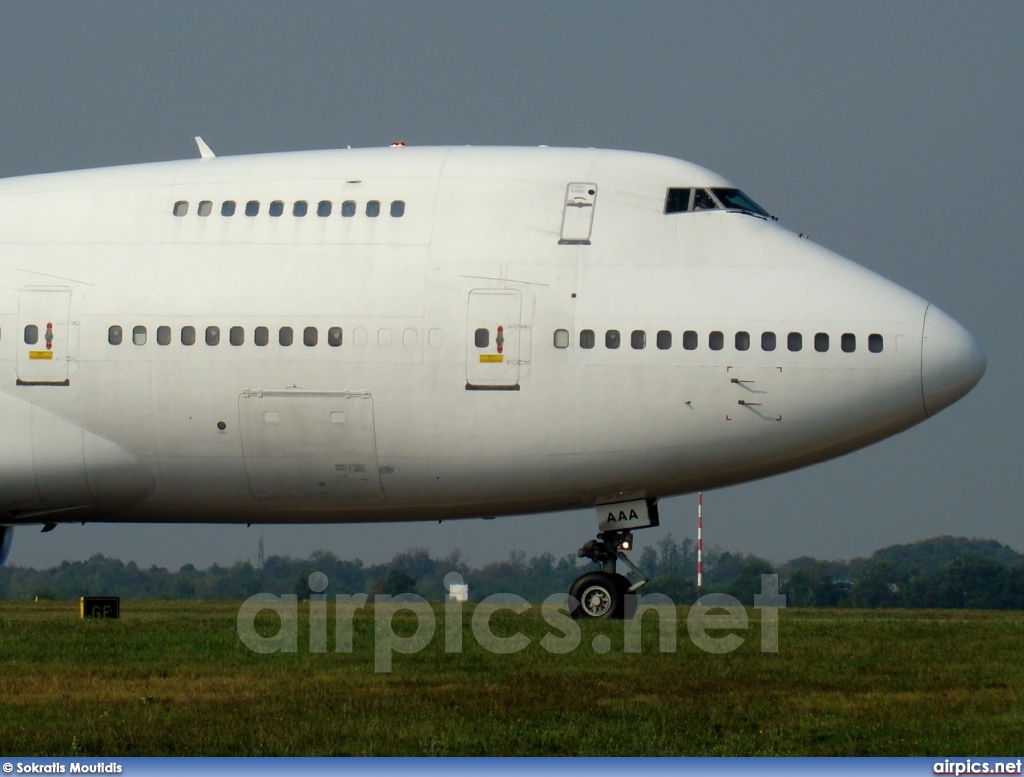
[2,535,1022,609]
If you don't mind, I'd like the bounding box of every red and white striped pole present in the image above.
[697,492,704,589]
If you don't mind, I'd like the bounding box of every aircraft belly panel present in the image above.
[238,390,383,502]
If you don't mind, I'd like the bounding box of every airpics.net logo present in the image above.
[236,572,786,672]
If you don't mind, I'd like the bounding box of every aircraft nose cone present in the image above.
[921,304,986,417]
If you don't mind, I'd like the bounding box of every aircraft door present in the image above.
[17,287,72,387]
[559,183,597,245]
[466,289,522,390]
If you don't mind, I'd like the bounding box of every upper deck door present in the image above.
[17,287,72,387]
[559,182,598,245]
[466,289,522,390]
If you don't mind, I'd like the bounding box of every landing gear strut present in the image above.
[570,528,651,620]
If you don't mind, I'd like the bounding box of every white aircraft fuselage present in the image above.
[0,145,986,560]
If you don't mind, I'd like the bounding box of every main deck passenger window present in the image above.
[788,332,802,352]
[255,327,270,346]
[279,327,294,347]
[841,333,856,353]
[222,201,236,216]
[197,201,212,217]
[269,201,284,217]
[304,327,319,347]
[341,201,356,217]
[293,201,308,217]
[107,325,122,346]
[328,327,343,347]
[761,331,777,351]
[683,330,698,350]
[553,329,569,349]
[157,326,171,346]
[206,326,220,346]
[181,326,196,346]
[735,331,750,351]
[605,330,621,349]
[815,333,830,352]
[230,326,244,346]
[580,329,595,349]
[317,201,332,217]
[869,333,884,353]
[245,201,260,217]
[709,331,724,351]
[391,201,406,217]
[631,330,646,349]
[366,201,380,217]
[657,330,672,349]
[133,326,147,346]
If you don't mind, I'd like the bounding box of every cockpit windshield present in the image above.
[710,188,770,218]
[664,187,771,219]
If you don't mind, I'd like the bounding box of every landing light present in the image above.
[619,534,633,551]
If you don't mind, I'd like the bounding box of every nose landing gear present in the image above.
[570,530,649,619]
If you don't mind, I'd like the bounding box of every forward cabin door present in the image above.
[17,287,72,387]
[466,289,523,390]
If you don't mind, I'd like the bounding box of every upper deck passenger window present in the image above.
[222,201,236,217]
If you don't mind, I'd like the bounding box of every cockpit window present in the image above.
[665,188,692,214]
[692,189,719,211]
[664,187,771,218]
[711,188,770,218]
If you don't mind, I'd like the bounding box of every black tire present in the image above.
[569,571,624,619]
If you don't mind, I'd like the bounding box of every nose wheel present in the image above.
[569,529,649,620]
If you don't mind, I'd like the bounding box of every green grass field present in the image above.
[0,600,1021,756]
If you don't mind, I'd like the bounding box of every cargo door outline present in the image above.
[238,390,383,501]
[466,289,522,390]
[17,287,72,386]
[559,182,597,245]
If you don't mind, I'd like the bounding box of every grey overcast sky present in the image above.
[1,2,1020,572]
